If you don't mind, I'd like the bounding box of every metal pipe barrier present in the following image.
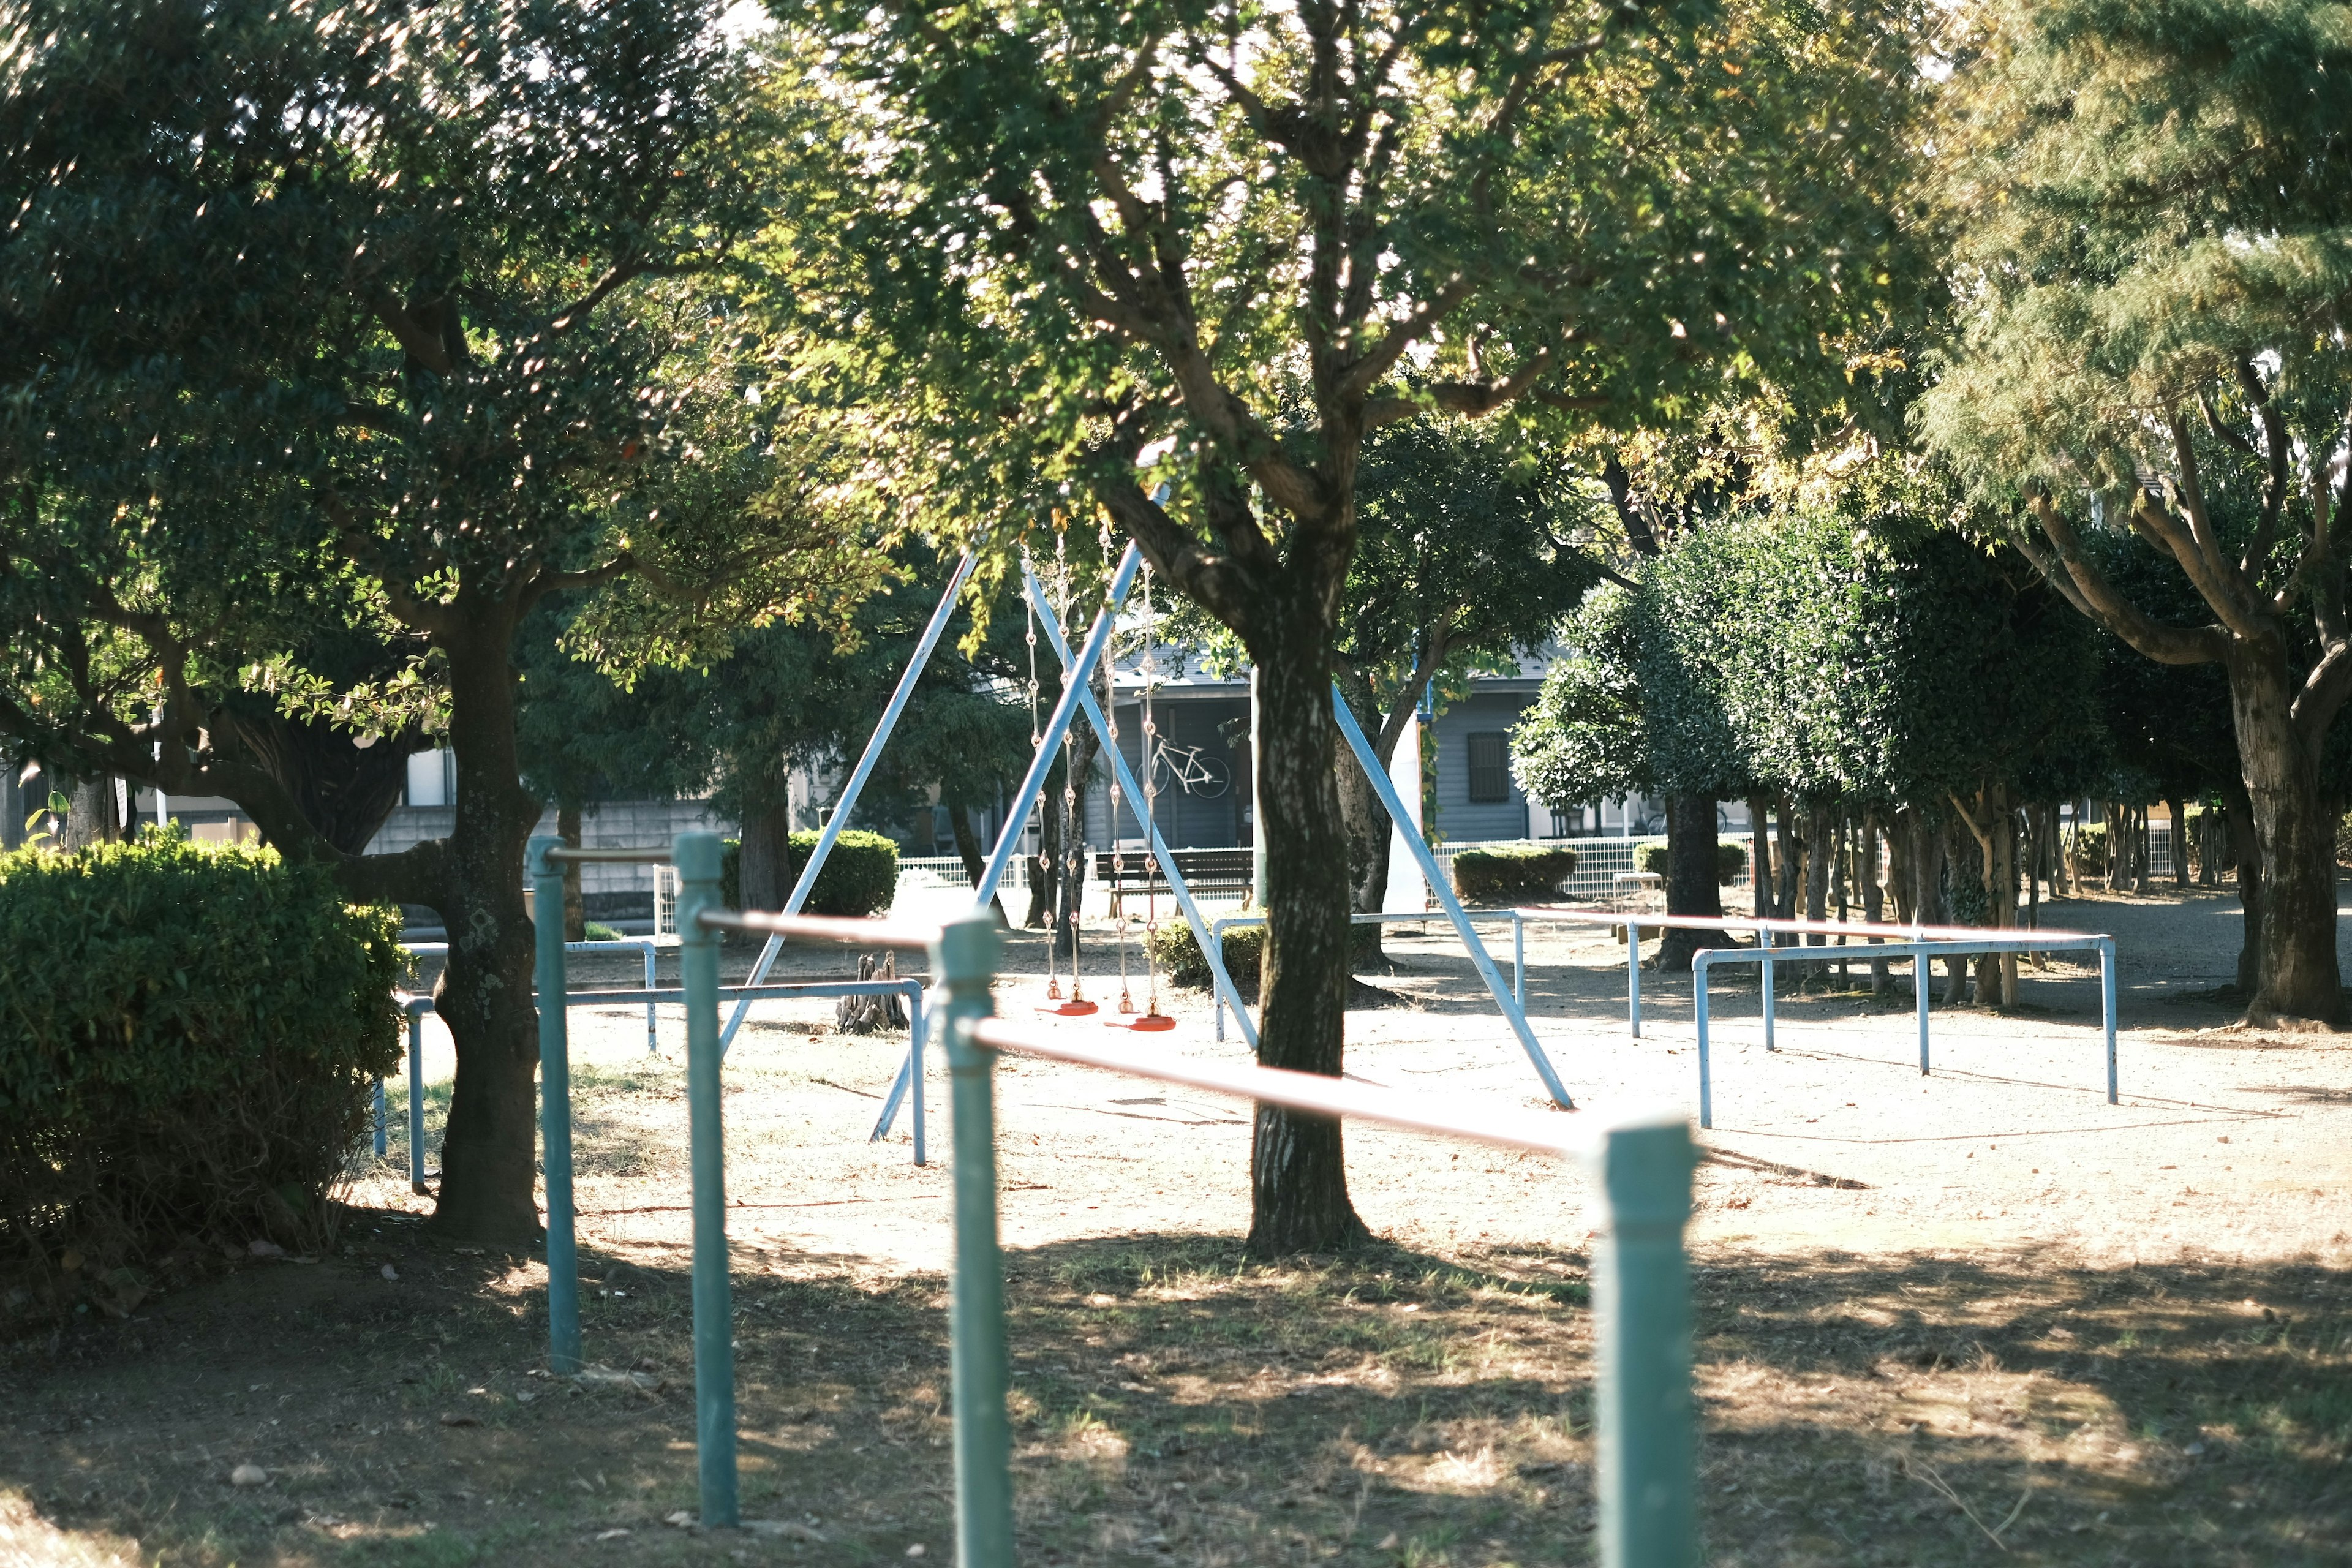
[526,837,933,1381]
[407,935,662,1054]
[375,995,437,1194]
[1510,906,2111,1045]
[671,835,1701,1566]
[1689,934,2119,1128]
[1209,910,1520,1043]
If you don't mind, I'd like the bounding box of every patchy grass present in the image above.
[6,1221,2347,1566]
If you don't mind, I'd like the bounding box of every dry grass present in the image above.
[4,1222,2346,1566]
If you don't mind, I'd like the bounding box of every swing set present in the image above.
[717,514,1567,1137]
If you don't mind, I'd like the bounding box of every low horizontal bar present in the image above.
[555,981,920,1006]
[699,908,940,951]
[543,846,675,865]
[403,939,654,957]
[1692,936,2106,968]
[1213,911,1512,929]
[966,1017,1596,1160]
[1518,906,2105,944]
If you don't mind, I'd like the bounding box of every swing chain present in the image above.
[1101,521,1133,1014]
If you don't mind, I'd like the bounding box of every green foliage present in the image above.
[0,834,402,1311]
[582,921,623,943]
[1637,841,1747,884]
[1511,585,1654,807]
[719,830,899,918]
[1450,845,1579,905]
[1148,922,1265,993]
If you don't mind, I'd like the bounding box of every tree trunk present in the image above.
[63,774,119,848]
[948,799,1009,927]
[1748,795,1774,920]
[1027,755,1061,929]
[1992,787,2018,1005]
[1861,812,1887,992]
[1942,816,1972,1005]
[738,797,793,914]
[557,801,586,942]
[219,709,423,854]
[1656,794,1730,971]
[426,612,546,1245]
[1055,727,1099,963]
[1886,807,1915,924]
[1243,606,1368,1257]
[2225,655,2342,1023]
[2166,797,2189,888]
[1833,814,1851,986]
[1774,798,1802,919]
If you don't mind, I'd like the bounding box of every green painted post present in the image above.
[1588,1115,1699,1568]
[530,835,582,1376]
[676,832,739,1528]
[931,912,1014,1568]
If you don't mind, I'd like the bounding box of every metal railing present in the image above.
[649,829,1700,1567]
[1506,908,2119,1129]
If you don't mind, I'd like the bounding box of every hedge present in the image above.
[1147,921,1265,990]
[720,829,899,917]
[1635,841,1749,884]
[1451,844,1578,903]
[0,834,402,1319]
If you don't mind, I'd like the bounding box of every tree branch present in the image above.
[2026,493,2230,666]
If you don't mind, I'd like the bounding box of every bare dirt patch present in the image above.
[5,891,2348,1565]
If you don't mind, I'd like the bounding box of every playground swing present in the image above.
[1038,527,1096,1017]
[1103,542,1173,1031]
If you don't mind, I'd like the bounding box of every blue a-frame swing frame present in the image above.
[726,535,1570,1139]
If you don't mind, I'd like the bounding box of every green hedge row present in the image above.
[720,829,899,918]
[0,835,402,1318]
[1451,844,1578,903]
[1635,841,1749,884]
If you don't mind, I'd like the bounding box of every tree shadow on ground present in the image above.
[4,1216,2346,1566]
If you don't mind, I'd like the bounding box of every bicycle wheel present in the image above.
[1191,755,1229,798]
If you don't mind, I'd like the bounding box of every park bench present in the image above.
[1092,845,1253,912]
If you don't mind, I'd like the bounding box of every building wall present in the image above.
[1081,695,1250,848]
[1428,691,1539,843]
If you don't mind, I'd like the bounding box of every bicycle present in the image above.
[1150,741,1229,798]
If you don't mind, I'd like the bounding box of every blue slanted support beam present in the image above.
[721,549,981,1055]
[1329,690,1575,1110]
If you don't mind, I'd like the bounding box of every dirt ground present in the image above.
[6,886,2350,1566]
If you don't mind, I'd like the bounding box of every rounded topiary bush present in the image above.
[1450,844,1578,903]
[0,834,402,1318]
[1635,841,1749,884]
[1146,920,1265,990]
[720,829,900,916]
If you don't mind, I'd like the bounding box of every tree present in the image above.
[1917,0,2352,1024]
[0,0,884,1240]
[777,0,1928,1253]
[1333,420,1601,962]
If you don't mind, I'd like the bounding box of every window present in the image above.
[1466,731,1511,804]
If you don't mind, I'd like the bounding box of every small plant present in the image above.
[720,829,899,916]
[581,920,623,942]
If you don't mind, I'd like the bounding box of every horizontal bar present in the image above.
[966,1017,1593,1160]
[402,939,655,957]
[699,908,940,951]
[1692,936,2106,968]
[1213,910,1513,929]
[554,981,920,1006]
[544,845,675,865]
[1518,906,2104,944]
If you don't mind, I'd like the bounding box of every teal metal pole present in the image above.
[1693,957,1714,1129]
[1589,1115,1700,1568]
[407,1000,429,1196]
[932,912,1014,1568]
[676,831,739,1527]
[530,836,582,1376]
[1626,920,1642,1038]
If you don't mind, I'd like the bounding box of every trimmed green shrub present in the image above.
[720,829,899,917]
[1147,921,1265,990]
[0,834,402,1317]
[1635,841,1748,884]
[582,920,623,942]
[1451,844,1577,903]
